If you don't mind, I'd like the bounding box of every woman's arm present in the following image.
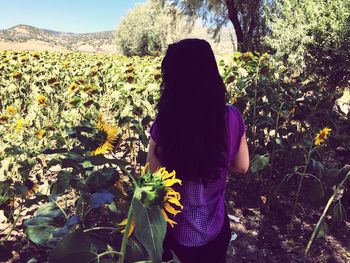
[229,133,249,174]
[146,138,162,173]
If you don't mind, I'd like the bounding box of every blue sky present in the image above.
[0,0,146,33]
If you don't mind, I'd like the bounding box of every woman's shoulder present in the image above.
[226,104,243,118]
[226,104,245,136]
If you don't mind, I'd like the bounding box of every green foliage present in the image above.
[116,0,185,56]
[49,232,96,263]
[132,198,166,263]
[264,0,350,84]
[160,0,271,50]
[0,47,349,260]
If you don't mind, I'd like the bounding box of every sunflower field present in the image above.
[0,50,349,262]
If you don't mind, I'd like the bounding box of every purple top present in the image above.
[150,104,245,247]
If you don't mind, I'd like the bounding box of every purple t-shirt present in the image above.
[150,104,245,247]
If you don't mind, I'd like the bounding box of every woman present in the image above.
[146,38,249,263]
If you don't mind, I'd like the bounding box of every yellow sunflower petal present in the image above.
[164,177,182,187]
[161,170,176,180]
[119,218,135,237]
[161,208,177,228]
[141,163,150,176]
[166,196,183,209]
[118,218,128,226]
[164,202,182,216]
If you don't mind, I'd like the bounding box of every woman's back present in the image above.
[150,104,245,246]
[146,38,249,262]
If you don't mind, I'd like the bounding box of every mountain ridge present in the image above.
[0,24,116,53]
[0,24,234,54]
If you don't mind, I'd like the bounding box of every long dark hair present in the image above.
[155,38,227,185]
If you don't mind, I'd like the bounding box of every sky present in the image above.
[0,0,146,33]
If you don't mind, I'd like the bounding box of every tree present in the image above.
[158,0,271,51]
[116,0,187,56]
[264,0,350,90]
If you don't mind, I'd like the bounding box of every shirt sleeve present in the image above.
[227,105,246,162]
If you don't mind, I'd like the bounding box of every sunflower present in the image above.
[314,127,332,146]
[32,52,40,59]
[36,94,48,106]
[12,72,22,79]
[150,165,183,227]
[0,115,9,123]
[35,129,45,139]
[69,82,78,93]
[119,164,183,236]
[16,118,24,132]
[92,115,118,155]
[6,106,17,115]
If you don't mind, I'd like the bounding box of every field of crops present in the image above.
[0,50,349,262]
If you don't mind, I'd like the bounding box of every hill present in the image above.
[0,24,116,53]
[0,24,234,55]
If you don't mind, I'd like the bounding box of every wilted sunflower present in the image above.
[32,52,40,59]
[92,115,118,155]
[314,127,332,146]
[6,106,17,115]
[69,82,78,93]
[36,95,48,106]
[12,72,22,79]
[119,164,183,236]
[0,115,9,123]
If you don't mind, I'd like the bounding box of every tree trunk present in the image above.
[225,0,245,51]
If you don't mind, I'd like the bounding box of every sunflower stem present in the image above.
[292,145,313,217]
[305,167,350,253]
[119,165,139,187]
[83,226,123,233]
[118,197,134,263]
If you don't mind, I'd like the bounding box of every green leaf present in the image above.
[86,168,119,192]
[312,160,324,178]
[87,155,127,167]
[50,171,72,195]
[4,145,25,155]
[42,148,68,154]
[251,154,269,173]
[35,202,63,218]
[23,217,57,246]
[333,201,346,223]
[49,232,95,263]
[125,237,147,263]
[315,220,329,239]
[308,182,325,205]
[132,198,166,263]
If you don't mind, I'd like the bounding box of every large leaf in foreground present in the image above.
[132,198,166,263]
[49,231,95,263]
[24,217,57,246]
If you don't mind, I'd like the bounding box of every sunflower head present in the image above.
[32,52,40,59]
[91,115,118,155]
[16,118,24,132]
[314,127,332,146]
[36,95,48,106]
[69,82,78,93]
[35,129,45,139]
[12,72,22,79]
[138,164,183,227]
[119,164,183,236]
[6,106,17,115]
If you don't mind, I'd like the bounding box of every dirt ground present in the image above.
[1,172,349,263]
[225,175,350,263]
